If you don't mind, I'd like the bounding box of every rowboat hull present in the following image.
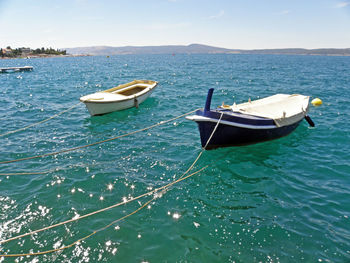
[186,89,313,149]
[80,80,158,116]
[189,110,302,149]
[82,88,155,116]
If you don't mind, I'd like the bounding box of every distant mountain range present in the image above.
[65,44,350,56]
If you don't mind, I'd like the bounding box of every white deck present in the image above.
[80,83,152,103]
[226,94,310,127]
[80,92,127,102]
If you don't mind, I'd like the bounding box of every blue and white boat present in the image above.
[186,88,314,149]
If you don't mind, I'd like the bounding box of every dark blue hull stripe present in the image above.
[196,120,302,149]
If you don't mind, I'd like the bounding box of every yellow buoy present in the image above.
[311,98,322,106]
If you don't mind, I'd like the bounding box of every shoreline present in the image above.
[1,53,349,59]
[0,54,90,60]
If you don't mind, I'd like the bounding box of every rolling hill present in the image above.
[65,44,350,56]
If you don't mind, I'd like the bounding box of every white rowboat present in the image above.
[80,80,158,116]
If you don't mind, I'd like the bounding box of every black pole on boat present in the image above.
[305,115,315,127]
[204,88,214,113]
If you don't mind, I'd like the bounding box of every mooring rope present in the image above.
[0,167,207,257]
[0,166,206,245]
[0,103,81,138]
[0,109,200,165]
[0,109,223,258]
[178,112,223,180]
[0,198,154,257]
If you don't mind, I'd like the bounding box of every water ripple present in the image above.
[0,54,349,262]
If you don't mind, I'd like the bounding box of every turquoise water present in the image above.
[0,54,349,262]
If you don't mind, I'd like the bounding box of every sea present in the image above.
[0,54,349,262]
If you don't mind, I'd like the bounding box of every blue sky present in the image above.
[0,0,349,49]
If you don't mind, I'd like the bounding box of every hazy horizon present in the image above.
[64,43,350,50]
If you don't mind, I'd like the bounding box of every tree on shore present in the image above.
[0,46,67,57]
[31,47,66,55]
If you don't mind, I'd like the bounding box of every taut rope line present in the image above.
[0,166,207,246]
[178,112,223,180]
[0,103,81,138]
[0,109,224,257]
[0,109,200,165]
[0,198,154,257]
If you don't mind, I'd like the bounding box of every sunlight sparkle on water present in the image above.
[172,213,181,219]
[1,54,347,263]
[72,213,80,220]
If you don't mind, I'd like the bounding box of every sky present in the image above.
[0,0,349,50]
